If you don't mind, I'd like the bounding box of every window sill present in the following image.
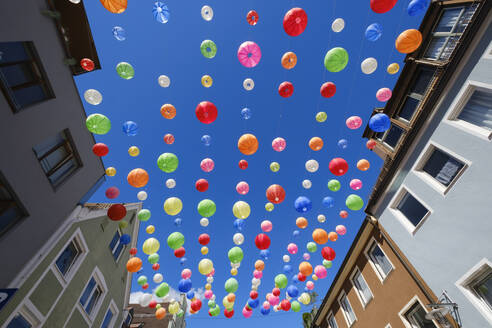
[445,119,492,141]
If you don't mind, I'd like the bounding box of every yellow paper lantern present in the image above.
[205,283,212,290]
[146,225,155,234]
[387,63,400,75]
[201,75,213,88]
[265,202,274,212]
[201,246,209,255]
[231,268,238,276]
[232,201,250,219]
[128,146,140,157]
[198,258,214,275]
[164,197,183,216]
[105,167,116,177]
[168,302,180,314]
[142,237,160,255]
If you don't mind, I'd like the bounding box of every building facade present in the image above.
[0,0,104,288]
[312,218,448,328]
[363,0,492,326]
[0,203,141,328]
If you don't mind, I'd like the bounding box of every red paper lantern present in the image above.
[164,133,175,144]
[142,283,149,290]
[195,179,209,192]
[297,273,306,282]
[224,309,234,318]
[266,184,286,204]
[329,158,349,176]
[255,233,271,250]
[246,10,259,25]
[366,139,377,150]
[272,288,280,296]
[107,204,126,221]
[191,299,202,312]
[239,160,248,170]
[250,290,258,299]
[149,300,157,308]
[198,233,210,246]
[195,101,218,124]
[174,247,186,258]
[320,82,336,98]
[283,8,308,36]
[322,246,336,261]
[105,187,120,199]
[370,0,398,14]
[80,58,95,71]
[278,81,294,98]
[92,143,109,156]
[280,299,291,311]
[152,263,160,271]
[129,247,137,255]
[339,210,348,218]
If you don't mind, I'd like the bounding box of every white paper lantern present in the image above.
[137,191,148,201]
[200,218,209,227]
[243,78,254,91]
[158,75,170,88]
[233,233,244,245]
[166,179,176,189]
[361,57,378,74]
[139,293,152,307]
[283,255,290,263]
[302,179,312,189]
[331,18,345,33]
[305,159,319,173]
[83,89,102,105]
[153,273,163,283]
[201,5,213,21]
[317,214,326,223]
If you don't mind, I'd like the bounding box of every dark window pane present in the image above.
[441,36,460,60]
[371,244,393,276]
[55,241,79,275]
[101,308,114,328]
[0,42,30,63]
[425,36,448,60]
[0,206,24,234]
[384,125,404,148]
[33,133,65,158]
[397,192,429,227]
[109,231,120,252]
[473,273,492,310]
[456,5,477,33]
[85,286,102,314]
[374,131,384,140]
[124,313,133,325]
[458,90,492,131]
[6,314,32,328]
[39,146,69,173]
[113,240,124,260]
[423,149,464,186]
[435,8,463,32]
[398,97,420,121]
[48,158,77,186]
[0,175,26,236]
[13,84,48,108]
[405,303,436,328]
[80,277,96,306]
[0,63,37,87]
[412,70,435,95]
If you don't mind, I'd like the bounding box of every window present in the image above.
[397,69,436,122]
[352,269,373,306]
[55,239,81,276]
[6,304,41,328]
[404,302,436,328]
[421,147,465,187]
[123,311,133,326]
[0,172,28,237]
[367,242,393,280]
[80,277,103,316]
[109,229,124,261]
[6,314,33,328]
[326,312,338,328]
[425,5,478,61]
[33,130,81,188]
[0,42,54,112]
[456,89,492,132]
[396,191,430,228]
[471,272,492,311]
[339,293,356,326]
[375,124,405,149]
[101,308,113,328]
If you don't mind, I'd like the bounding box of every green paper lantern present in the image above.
[208,300,216,308]
[324,47,349,72]
[291,301,301,312]
[307,242,317,253]
[224,278,239,293]
[197,199,216,217]
[328,179,341,192]
[116,62,135,79]
[137,209,151,221]
[86,114,111,135]
[323,260,332,268]
[275,274,288,289]
[200,40,217,59]
[137,275,147,286]
[228,247,244,264]
[177,309,184,317]
[270,162,280,172]
[210,305,220,316]
[167,232,185,250]
[157,153,179,173]
[346,194,364,211]
[148,253,159,264]
[118,221,128,229]
[316,111,327,123]
[155,282,169,298]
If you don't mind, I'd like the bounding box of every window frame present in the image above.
[325,311,338,328]
[4,300,44,328]
[412,141,470,195]
[337,291,357,327]
[109,228,125,262]
[374,122,406,151]
[32,129,82,190]
[100,299,119,328]
[350,267,374,308]
[0,41,54,113]
[390,186,432,235]
[445,80,492,141]
[364,238,395,283]
[456,258,492,324]
[51,228,89,286]
[77,267,108,324]
[0,171,29,238]
[398,296,438,328]
[483,40,492,60]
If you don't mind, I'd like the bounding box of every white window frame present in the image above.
[364,238,395,283]
[2,299,43,328]
[398,295,438,328]
[483,40,492,60]
[455,258,492,324]
[77,267,108,325]
[412,141,470,195]
[389,186,432,236]
[350,267,374,308]
[337,292,357,327]
[325,311,338,328]
[51,228,89,286]
[100,299,119,328]
[385,324,392,328]
[444,80,492,141]
[109,228,124,263]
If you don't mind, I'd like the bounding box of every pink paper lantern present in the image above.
[336,225,347,235]
[237,41,262,68]
[303,253,310,261]
[287,243,298,254]
[253,270,263,279]
[349,179,363,190]
[105,186,120,199]
[376,87,392,102]
[272,137,286,152]
[204,290,213,299]
[346,116,363,130]
[181,268,192,279]
[306,281,314,290]
[261,220,273,232]
[236,181,249,195]
[314,265,327,279]
[200,158,215,172]
[263,301,270,309]
[268,295,279,305]
[242,307,253,318]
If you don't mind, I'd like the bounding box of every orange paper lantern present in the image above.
[238,134,259,155]
[255,260,265,271]
[126,257,142,273]
[99,0,127,14]
[281,52,297,69]
[127,168,149,188]
[296,217,308,229]
[312,228,328,245]
[309,137,323,151]
[155,308,166,320]
[299,261,313,276]
[395,29,423,54]
[357,159,370,171]
[328,231,338,242]
[160,104,176,119]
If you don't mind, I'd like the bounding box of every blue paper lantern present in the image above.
[407,0,429,16]
[180,257,187,265]
[283,264,292,274]
[287,285,299,298]
[120,234,131,245]
[112,26,126,41]
[294,196,312,213]
[234,219,245,231]
[201,135,211,146]
[260,307,270,315]
[174,218,182,227]
[337,139,348,149]
[323,196,335,208]
[260,249,270,260]
[369,113,391,132]
[292,230,300,237]
[241,108,252,120]
[248,298,259,309]
[178,279,192,293]
[122,121,138,136]
[365,23,383,41]
[153,2,170,23]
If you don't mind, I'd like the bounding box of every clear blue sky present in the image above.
[75,0,423,326]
